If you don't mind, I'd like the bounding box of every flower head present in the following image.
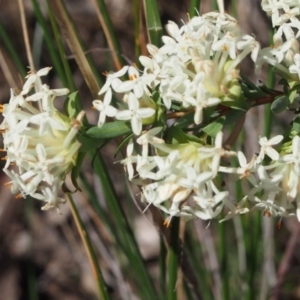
[1,68,84,213]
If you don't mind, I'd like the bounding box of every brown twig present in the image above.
[17,0,35,71]
[48,0,100,99]
[223,114,246,150]
[270,223,300,300]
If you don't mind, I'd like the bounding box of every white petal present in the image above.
[116,110,132,121]
[131,117,142,135]
[137,108,155,118]
[103,88,112,105]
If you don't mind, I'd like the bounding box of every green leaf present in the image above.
[224,109,246,125]
[174,111,195,128]
[222,80,247,110]
[288,85,300,104]
[292,115,300,133]
[114,133,134,158]
[240,75,265,99]
[64,91,79,118]
[258,80,279,95]
[166,127,201,144]
[71,151,86,191]
[202,117,225,137]
[86,121,132,139]
[278,78,287,86]
[271,95,289,114]
[77,133,103,152]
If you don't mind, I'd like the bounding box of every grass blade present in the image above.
[189,0,201,17]
[143,0,162,47]
[47,0,100,98]
[91,151,157,299]
[92,0,125,69]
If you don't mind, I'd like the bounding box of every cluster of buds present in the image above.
[0,68,84,212]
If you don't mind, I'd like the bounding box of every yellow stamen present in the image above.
[276,220,282,229]
[163,216,172,228]
[263,210,271,217]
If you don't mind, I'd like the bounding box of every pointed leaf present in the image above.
[86,121,132,139]
[271,95,289,114]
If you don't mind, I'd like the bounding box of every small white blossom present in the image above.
[115,92,155,135]
[257,135,283,163]
[93,88,117,127]
[289,53,300,79]
[99,66,129,95]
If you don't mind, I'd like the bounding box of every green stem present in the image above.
[168,217,180,300]
[264,28,275,139]
[189,0,201,17]
[67,194,110,300]
[246,213,261,300]
[134,0,142,66]
[91,151,157,300]
[47,3,77,92]
[0,21,26,77]
[218,221,230,300]
[26,198,38,300]
[159,236,167,297]
[143,0,162,47]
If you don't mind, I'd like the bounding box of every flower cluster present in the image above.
[93,12,260,132]
[1,68,84,212]
[259,0,300,82]
[91,8,300,223]
[121,129,300,223]
[4,2,300,224]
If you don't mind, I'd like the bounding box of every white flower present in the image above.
[117,66,156,98]
[237,35,261,63]
[248,165,282,196]
[21,67,52,95]
[93,88,117,127]
[277,135,300,200]
[99,66,129,95]
[289,53,300,79]
[198,131,236,174]
[26,84,69,112]
[120,139,136,181]
[257,135,283,163]
[184,181,228,220]
[261,0,281,27]
[115,92,155,135]
[219,151,258,186]
[212,31,239,59]
[251,192,286,217]
[179,165,214,193]
[221,196,249,222]
[1,68,84,212]
[185,82,220,124]
[136,127,164,157]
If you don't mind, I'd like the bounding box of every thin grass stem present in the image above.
[18,0,35,71]
[67,193,110,300]
[168,217,180,300]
